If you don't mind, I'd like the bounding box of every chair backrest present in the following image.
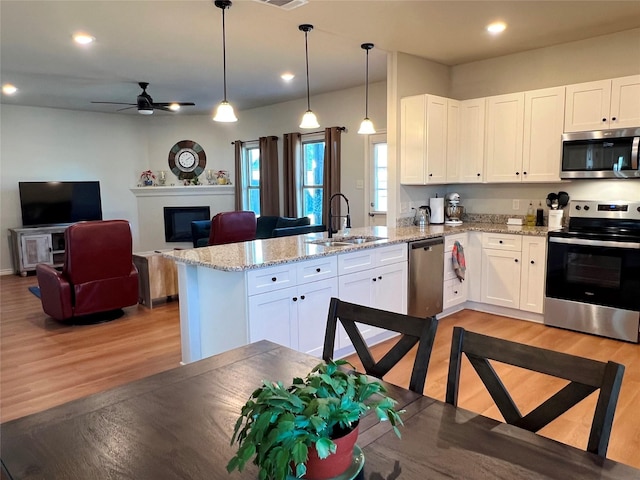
[190,220,211,247]
[323,297,439,394]
[64,220,135,284]
[208,211,257,245]
[445,326,625,457]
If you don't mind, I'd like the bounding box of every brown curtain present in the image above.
[322,127,342,231]
[283,132,301,217]
[259,136,279,216]
[233,140,243,211]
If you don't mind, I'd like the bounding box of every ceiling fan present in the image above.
[91,82,195,114]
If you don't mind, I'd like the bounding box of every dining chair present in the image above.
[323,297,439,394]
[445,326,625,457]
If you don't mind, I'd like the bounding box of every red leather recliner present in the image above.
[208,211,257,245]
[36,220,139,322]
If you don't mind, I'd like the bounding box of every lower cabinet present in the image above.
[248,278,338,357]
[9,226,67,276]
[480,233,546,313]
[443,233,468,310]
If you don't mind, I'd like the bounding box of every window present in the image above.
[300,135,325,225]
[370,134,388,212]
[241,142,260,215]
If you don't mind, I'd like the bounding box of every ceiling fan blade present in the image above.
[116,106,138,112]
[154,105,172,112]
[91,101,136,105]
[153,102,196,107]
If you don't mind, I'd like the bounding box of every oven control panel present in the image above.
[570,200,640,220]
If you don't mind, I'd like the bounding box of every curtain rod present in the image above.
[231,136,278,145]
[301,126,346,136]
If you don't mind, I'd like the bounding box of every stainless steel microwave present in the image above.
[561,128,640,179]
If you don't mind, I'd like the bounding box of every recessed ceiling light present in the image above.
[487,22,507,35]
[2,84,18,95]
[169,103,181,111]
[73,32,95,45]
[281,73,295,82]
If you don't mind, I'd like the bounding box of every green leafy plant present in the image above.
[227,359,404,480]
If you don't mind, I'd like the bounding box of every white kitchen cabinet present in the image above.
[564,75,640,132]
[457,98,486,183]
[443,233,468,310]
[522,87,565,182]
[519,236,547,314]
[466,232,483,302]
[445,99,461,182]
[247,257,338,357]
[481,233,522,309]
[400,94,447,184]
[485,93,525,182]
[337,245,407,349]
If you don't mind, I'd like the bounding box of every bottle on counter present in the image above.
[526,202,536,227]
[536,202,544,226]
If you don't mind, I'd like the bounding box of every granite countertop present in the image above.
[164,222,550,272]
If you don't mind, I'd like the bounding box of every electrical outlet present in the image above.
[512,199,520,210]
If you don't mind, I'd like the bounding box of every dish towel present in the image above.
[452,241,466,282]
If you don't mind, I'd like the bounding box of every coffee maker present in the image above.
[445,192,463,225]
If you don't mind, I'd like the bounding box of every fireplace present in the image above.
[163,206,210,242]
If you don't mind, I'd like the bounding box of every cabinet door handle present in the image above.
[372,278,377,282]
[429,173,433,177]
[316,268,321,273]
[531,260,535,264]
[378,275,382,280]
[514,258,519,263]
[499,240,503,244]
[523,171,527,175]
[477,173,481,177]
[612,116,617,121]
[454,290,458,294]
[515,172,520,176]
[602,118,607,122]
[300,295,305,300]
[292,297,298,302]
[271,277,277,282]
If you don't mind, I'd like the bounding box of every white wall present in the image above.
[0,82,387,273]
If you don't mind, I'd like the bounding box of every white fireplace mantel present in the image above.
[130,185,234,197]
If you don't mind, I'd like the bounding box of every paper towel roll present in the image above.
[429,197,444,224]
[548,210,563,230]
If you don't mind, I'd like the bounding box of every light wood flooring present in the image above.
[1,274,638,469]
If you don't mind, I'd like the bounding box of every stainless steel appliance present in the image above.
[408,237,444,317]
[445,192,463,225]
[413,205,430,227]
[545,200,640,342]
[561,128,640,179]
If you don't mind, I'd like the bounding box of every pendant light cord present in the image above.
[304,30,311,111]
[364,47,369,118]
[221,6,228,102]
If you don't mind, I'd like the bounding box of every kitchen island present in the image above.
[165,223,548,364]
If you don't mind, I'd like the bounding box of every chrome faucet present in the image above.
[328,193,351,238]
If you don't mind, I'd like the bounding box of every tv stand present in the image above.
[9,226,68,276]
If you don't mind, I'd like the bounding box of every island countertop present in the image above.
[164,223,550,272]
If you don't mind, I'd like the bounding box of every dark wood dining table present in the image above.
[2,340,638,479]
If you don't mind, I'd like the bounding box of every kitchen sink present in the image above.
[307,236,386,247]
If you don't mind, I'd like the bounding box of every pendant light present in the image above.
[299,24,319,129]
[213,0,237,122]
[358,43,376,134]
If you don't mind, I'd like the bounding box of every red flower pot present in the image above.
[303,425,359,480]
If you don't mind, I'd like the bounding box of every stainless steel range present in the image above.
[545,200,640,343]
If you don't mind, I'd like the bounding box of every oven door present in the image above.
[546,236,640,311]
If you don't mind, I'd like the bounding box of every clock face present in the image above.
[168,140,207,179]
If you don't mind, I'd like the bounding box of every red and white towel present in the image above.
[452,241,466,282]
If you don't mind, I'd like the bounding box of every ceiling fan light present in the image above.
[300,110,319,129]
[169,103,181,111]
[138,108,153,115]
[358,118,376,135]
[214,101,238,122]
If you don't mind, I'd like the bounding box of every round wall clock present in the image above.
[168,140,207,180]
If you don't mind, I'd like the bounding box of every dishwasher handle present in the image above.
[410,237,444,250]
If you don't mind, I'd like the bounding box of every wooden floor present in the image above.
[1,274,638,469]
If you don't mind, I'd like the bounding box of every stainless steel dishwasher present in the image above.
[408,237,444,317]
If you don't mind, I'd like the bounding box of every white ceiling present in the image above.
[2,0,640,116]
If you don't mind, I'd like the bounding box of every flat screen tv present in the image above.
[19,181,103,227]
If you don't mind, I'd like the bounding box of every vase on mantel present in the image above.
[143,180,153,186]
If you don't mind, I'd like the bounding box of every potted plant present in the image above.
[139,170,155,186]
[227,360,404,480]
[216,170,229,184]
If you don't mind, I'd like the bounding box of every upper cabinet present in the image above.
[452,98,485,183]
[400,94,448,185]
[485,87,564,183]
[564,75,640,132]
